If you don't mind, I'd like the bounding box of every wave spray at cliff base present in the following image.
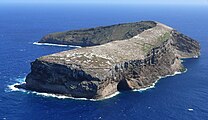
[7,78,120,101]
[133,69,187,92]
[7,69,186,101]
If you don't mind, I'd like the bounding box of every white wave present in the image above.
[8,69,186,101]
[33,42,82,48]
[188,108,194,111]
[133,69,187,92]
[93,91,120,101]
[7,77,119,101]
[8,83,21,91]
[8,83,120,101]
[8,82,26,92]
[30,91,120,101]
[32,92,72,99]
[193,56,199,58]
[7,77,26,92]
[133,80,158,92]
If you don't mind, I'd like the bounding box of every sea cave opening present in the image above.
[117,79,132,91]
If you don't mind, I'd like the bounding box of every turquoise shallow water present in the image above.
[0,4,208,120]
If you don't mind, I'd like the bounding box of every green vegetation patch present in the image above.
[157,32,171,42]
[142,43,154,53]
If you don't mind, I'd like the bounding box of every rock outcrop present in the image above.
[16,21,200,99]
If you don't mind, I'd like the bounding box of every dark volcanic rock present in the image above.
[39,21,157,46]
[17,21,200,100]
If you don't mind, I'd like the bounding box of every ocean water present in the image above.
[0,4,208,120]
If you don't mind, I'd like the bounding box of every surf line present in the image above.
[33,42,82,48]
[7,78,119,101]
[133,69,187,92]
[8,68,187,101]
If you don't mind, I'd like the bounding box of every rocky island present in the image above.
[15,21,200,99]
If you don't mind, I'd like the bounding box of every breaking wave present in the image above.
[133,69,187,92]
[33,42,82,48]
[7,78,119,101]
[7,69,186,101]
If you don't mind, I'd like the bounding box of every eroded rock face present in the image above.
[16,21,200,99]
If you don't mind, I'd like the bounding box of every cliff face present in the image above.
[16,21,200,99]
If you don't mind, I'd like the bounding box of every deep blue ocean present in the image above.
[0,4,208,120]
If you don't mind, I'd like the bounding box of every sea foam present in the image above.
[188,108,194,111]
[7,77,26,93]
[133,69,187,92]
[7,77,119,101]
[33,42,82,48]
[32,91,120,101]
[8,83,26,92]
[8,69,186,101]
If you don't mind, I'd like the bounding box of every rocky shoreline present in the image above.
[11,68,186,101]
[15,21,200,99]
